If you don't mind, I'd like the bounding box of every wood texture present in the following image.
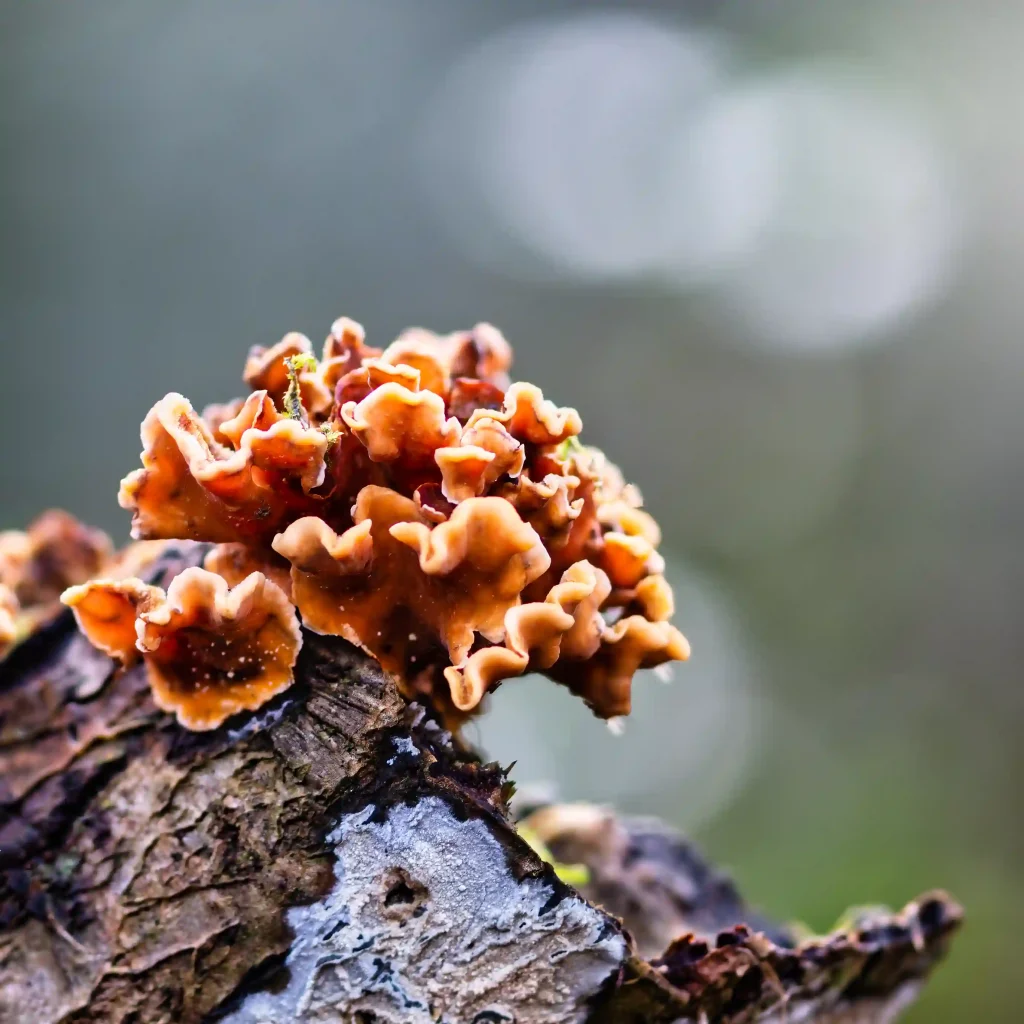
[0,544,960,1023]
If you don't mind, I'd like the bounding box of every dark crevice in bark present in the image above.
[202,951,292,1022]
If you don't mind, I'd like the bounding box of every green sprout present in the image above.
[555,436,585,461]
[283,353,319,424]
[517,823,591,888]
[319,424,343,446]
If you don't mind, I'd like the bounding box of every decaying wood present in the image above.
[0,545,960,1023]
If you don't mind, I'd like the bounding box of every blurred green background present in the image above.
[2,2,1019,1019]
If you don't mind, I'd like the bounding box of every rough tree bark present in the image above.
[0,545,960,1024]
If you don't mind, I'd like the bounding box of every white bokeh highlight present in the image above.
[420,13,737,283]
[699,69,961,352]
[420,15,962,352]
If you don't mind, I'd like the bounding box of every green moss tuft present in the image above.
[283,354,318,424]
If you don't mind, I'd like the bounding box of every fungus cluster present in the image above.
[0,510,113,653]
[62,317,689,730]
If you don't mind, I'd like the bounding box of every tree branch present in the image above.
[0,544,960,1023]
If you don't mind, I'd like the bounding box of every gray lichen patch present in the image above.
[222,796,628,1024]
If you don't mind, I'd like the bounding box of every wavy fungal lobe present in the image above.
[63,316,688,728]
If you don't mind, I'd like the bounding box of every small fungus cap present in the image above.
[63,569,301,731]
[435,417,525,504]
[341,384,461,466]
[62,576,165,661]
[466,382,582,446]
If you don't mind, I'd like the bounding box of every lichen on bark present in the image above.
[220,798,626,1024]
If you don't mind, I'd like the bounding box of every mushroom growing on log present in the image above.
[0,318,961,1022]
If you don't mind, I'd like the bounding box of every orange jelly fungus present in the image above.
[67,316,688,726]
[0,509,115,647]
[63,568,301,731]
